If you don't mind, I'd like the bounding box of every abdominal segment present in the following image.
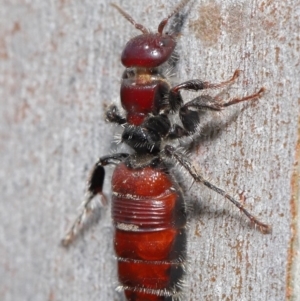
[112,163,187,300]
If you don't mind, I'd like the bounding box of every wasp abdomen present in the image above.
[112,163,187,300]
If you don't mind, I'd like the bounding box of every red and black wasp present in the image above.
[62,0,271,300]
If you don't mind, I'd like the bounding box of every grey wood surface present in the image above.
[0,0,299,300]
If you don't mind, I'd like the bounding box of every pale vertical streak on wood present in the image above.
[0,0,299,301]
[288,121,300,300]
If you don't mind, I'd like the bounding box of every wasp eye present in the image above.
[159,37,171,47]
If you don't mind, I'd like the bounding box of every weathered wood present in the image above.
[0,0,299,300]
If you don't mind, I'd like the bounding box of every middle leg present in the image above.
[61,153,129,246]
[166,87,264,138]
[179,88,265,132]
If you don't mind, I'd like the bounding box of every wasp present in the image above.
[62,0,271,300]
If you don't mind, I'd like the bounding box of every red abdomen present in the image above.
[111,163,187,301]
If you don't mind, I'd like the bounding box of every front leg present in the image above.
[169,70,240,111]
[61,153,129,246]
[106,104,126,125]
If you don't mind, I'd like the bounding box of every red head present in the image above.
[112,0,190,68]
[121,33,176,68]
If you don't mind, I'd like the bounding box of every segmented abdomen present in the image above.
[112,163,187,301]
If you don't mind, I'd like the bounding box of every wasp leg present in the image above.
[169,70,241,111]
[164,145,271,234]
[167,124,189,139]
[179,87,265,133]
[61,153,129,247]
[106,104,127,125]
